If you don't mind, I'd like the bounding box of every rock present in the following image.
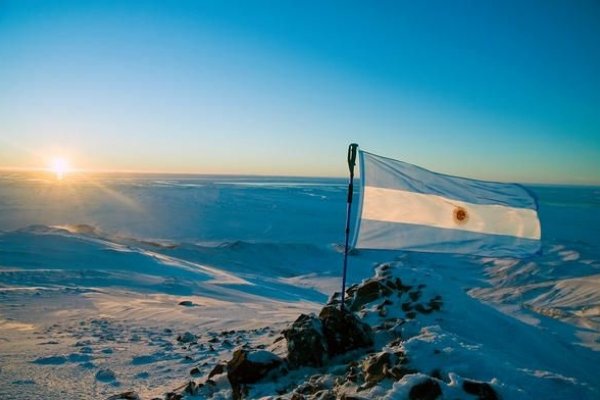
[381,299,393,307]
[284,314,328,368]
[409,291,422,302]
[462,379,499,400]
[296,381,325,396]
[362,351,394,387]
[414,304,433,314]
[176,331,197,343]
[327,291,341,305]
[345,283,359,298]
[430,369,442,380]
[227,348,282,400]
[208,363,226,379]
[318,306,373,356]
[345,364,360,382]
[107,392,140,400]
[389,365,415,381]
[409,378,442,400]
[95,368,116,382]
[429,295,443,311]
[184,381,199,396]
[394,277,412,292]
[189,367,201,376]
[311,390,335,400]
[178,300,194,307]
[350,280,388,310]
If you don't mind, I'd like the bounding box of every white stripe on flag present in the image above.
[362,186,541,240]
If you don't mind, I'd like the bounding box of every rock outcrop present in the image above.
[284,313,328,367]
[107,392,140,400]
[147,263,502,400]
[408,378,442,400]
[176,332,197,344]
[226,348,283,400]
[318,306,373,356]
[284,305,373,369]
[462,379,499,400]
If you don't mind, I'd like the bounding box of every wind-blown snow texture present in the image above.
[0,173,598,399]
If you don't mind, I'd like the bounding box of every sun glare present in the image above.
[50,157,71,180]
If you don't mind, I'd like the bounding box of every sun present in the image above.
[49,157,71,180]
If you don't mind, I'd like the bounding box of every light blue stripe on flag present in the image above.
[360,151,537,209]
[352,150,541,258]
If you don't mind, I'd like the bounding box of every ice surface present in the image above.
[0,172,598,399]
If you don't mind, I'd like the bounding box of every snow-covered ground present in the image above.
[0,173,598,399]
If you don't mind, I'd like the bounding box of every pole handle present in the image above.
[347,143,359,176]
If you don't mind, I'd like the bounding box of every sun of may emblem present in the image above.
[453,206,469,224]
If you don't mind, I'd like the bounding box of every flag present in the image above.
[351,150,541,257]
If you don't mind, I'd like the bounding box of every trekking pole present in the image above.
[340,143,358,310]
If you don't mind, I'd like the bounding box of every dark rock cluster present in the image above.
[284,305,373,369]
[227,348,283,400]
[318,306,373,357]
[107,392,141,400]
[108,264,500,400]
[409,378,442,400]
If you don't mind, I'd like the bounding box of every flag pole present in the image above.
[341,143,359,311]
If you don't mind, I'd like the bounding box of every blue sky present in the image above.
[1,0,599,184]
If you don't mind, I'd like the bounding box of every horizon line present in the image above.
[0,166,598,187]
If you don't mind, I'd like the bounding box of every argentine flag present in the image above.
[352,150,541,258]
